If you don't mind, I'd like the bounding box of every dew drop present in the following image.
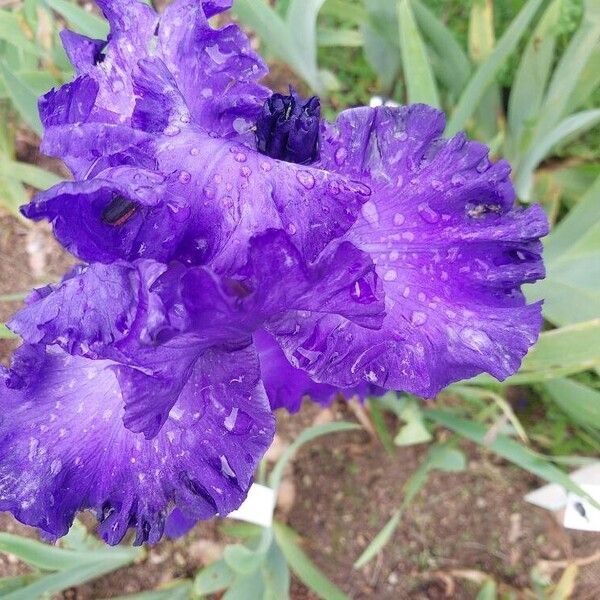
[384,269,397,282]
[50,458,62,475]
[164,125,180,137]
[361,201,379,226]
[393,213,405,226]
[178,171,191,184]
[260,161,272,172]
[190,147,200,156]
[220,455,236,479]
[240,166,252,178]
[460,328,492,351]
[334,147,348,165]
[417,202,439,224]
[296,170,315,189]
[411,311,427,326]
[234,152,247,163]
[287,223,297,235]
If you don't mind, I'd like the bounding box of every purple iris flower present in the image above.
[0,0,547,545]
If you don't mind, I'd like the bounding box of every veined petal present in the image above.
[273,105,548,395]
[0,344,274,545]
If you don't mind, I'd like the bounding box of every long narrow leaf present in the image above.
[353,511,401,569]
[528,0,600,153]
[2,160,62,189]
[269,422,360,491]
[446,0,544,135]
[412,0,471,98]
[273,522,350,600]
[397,0,440,107]
[287,0,326,74]
[542,379,600,430]
[0,61,42,135]
[45,0,108,39]
[425,410,600,508]
[515,109,600,199]
[507,0,562,146]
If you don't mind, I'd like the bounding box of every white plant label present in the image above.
[227,484,276,528]
[564,484,600,532]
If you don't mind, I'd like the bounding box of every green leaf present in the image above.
[287,0,326,76]
[194,559,236,596]
[393,398,432,446]
[397,0,439,107]
[468,0,495,64]
[507,0,562,148]
[273,522,350,600]
[0,61,42,135]
[2,554,140,600]
[45,0,109,39]
[0,10,44,56]
[317,28,363,47]
[0,176,29,218]
[268,422,360,492]
[425,410,600,509]
[412,0,471,99]
[0,71,58,99]
[545,174,600,262]
[321,0,365,24]
[476,579,498,600]
[353,511,401,569]
[361,0,401,92]
[542,378,600,430]
[233,0,325,94]
[263,542,290,600]
[0,323,16,339]
[567,46,600,112]
[446,0,544,136]
[1,160,62,189]
[515,109,600,199]
[0,532,142,572]
[223,570,265,600]
[0,575,41,595]
[108,582,193,600]
[368,397,395,454]
[526,0,600,159]
[224,528,273,575]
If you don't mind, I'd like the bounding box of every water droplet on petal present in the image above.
[190,147,200,156]
[296,170,315,189]
[418,202,439,224]
[384,269,397,282]
[335,147,348,165]
[178,170,191,184]
[393,213,405,226]
[164,125,180,137]
[240,166,252,178]
[260,161,272,172]
[411,311,427,326]
[234,152,247,163]
[287,223,297,235]
[361,201,379,226]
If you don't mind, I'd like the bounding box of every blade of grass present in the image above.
[273,522,350,600]
[446,0,544,135]
[425,410,600,509]
[397,0,440,107]
[515,109,600,199]
[507,0,562,148]
[269,422,360,492]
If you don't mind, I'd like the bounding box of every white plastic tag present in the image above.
[227,484,276,528]
[564,484,600,532]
